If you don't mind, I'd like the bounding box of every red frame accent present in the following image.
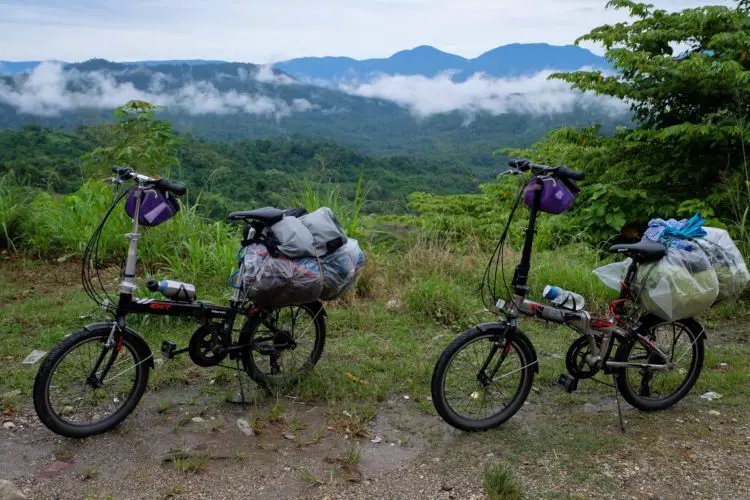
[115,336,124,352]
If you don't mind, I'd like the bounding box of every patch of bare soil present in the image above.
[2,375,748,500]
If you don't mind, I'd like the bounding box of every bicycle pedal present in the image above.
[556,373,579,393]
[161,340,177,359]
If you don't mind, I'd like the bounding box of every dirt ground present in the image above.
[2,362,749,500]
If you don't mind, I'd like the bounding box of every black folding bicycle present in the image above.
[33,167,326,438]
[431,159,706,431]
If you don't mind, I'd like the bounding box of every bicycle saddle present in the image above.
[227,207,284,225]
[609,238,667,262]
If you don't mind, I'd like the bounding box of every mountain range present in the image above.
[274,44,608,83]
[0,43,608,82]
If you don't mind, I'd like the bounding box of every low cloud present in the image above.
[0,63,314,118]
[340,70,628,118]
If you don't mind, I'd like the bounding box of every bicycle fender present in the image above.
[84,322,155,369]
[475,322,539,373]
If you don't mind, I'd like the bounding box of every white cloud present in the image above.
[341,70,628,118]
[0,1,715,62]
[252,65,296,85]
[0,62,316,117]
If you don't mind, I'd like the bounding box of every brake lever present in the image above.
[499,169,522,177]
[101,177,123,184]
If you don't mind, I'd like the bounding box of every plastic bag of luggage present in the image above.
[300,207,348,256]
[592,259,631,291]
[240,244,323,306]
[634,247,719,321]
[693,227,750,301]
[318,239,366,300]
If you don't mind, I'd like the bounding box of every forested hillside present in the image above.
[0,124,482,216]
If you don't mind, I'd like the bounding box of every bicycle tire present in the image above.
[613,315,704,411]
[33,329,150,438]
[240,303,326,387]
[431,327,536,431]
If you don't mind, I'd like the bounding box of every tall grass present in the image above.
[0,172,28,251]
[290,168,369,240]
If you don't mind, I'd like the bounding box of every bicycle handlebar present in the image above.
[111,166,186,196]
[154,178,187,196]
[507,159,585,181]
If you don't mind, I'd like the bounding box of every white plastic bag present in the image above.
[593,259,631,291]
[634,248,719,321]
[694,227,750,301]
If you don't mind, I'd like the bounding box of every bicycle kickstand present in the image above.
[234,357,248,410]
[612,374,626,433]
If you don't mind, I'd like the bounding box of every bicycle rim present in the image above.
[45,337,141,428]
[245,304,324,383]
[620,321,700,403]
[441,336,529,422]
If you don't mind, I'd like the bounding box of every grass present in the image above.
[341,449,361,465]
[484,462,524,500]
[171,453,209,474]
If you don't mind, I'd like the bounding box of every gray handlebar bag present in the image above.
[300,207,348,256]
[268,216,316,258]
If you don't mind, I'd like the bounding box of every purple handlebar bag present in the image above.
[125,189,179,226]
[523,176,578,215]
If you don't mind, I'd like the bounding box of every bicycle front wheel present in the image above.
[613,315,704,411]
[33,329,150,438]
[431,327,536,432]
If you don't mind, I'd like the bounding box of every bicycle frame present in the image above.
[501,177,674,372]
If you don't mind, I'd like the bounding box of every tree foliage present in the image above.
[83,101,180,178]
[519,0,750,245]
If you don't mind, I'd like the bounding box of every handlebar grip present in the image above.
[557,166,585,181]
[112,166,133,177]
[508,159,531,171]
[146,278,159,292]
[155,178,187,196]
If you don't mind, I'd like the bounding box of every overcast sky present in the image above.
[0,0,726,63]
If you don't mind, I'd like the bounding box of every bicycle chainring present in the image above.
[565,336,600,379]
[189,324,231,367]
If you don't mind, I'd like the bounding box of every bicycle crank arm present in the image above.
[605,361,673,371]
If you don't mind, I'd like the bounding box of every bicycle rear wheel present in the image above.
[431,326,536,432]
[33,329,150,438]
[614,315,704,411]
[240,303,326,387]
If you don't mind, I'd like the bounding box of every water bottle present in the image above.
[543,285,585,311]
[146,278,196,302]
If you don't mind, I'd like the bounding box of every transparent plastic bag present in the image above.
[635,247,719,321]
[319,239,366,300]
[593,259,631,291]
[240,244,323,306]
[694,227,750,301]
[319,248,355,300]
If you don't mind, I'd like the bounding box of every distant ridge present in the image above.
[274,43,608,82]
[0,43,607,78]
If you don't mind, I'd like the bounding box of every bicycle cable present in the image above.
[481,176,526,312]
[82,183,134,313]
